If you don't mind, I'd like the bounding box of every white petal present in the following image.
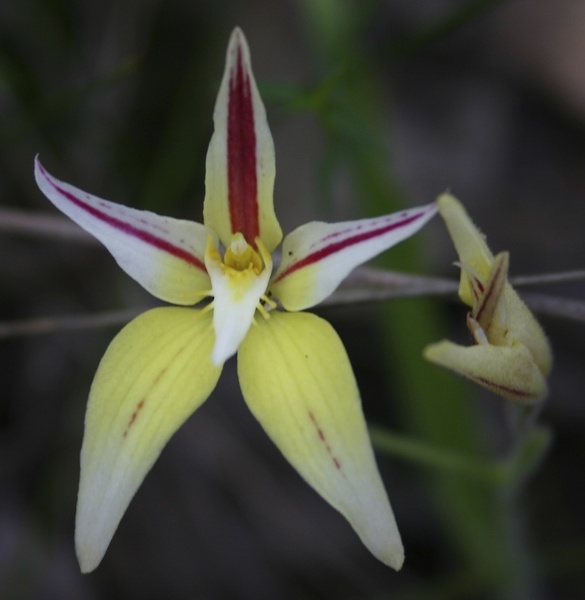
[35,157,211,305]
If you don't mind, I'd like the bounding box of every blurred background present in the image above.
[1,0,584,598]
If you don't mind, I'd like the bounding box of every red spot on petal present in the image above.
[123,399,145,438]
[308,411,343,473]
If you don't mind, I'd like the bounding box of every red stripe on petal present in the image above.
[474,376,535,401]
[39,162,206,272]
[274,210,429,283]
[227,42,259,245]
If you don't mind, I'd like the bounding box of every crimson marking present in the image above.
[37,161,206,272]
[227,42,259,245]
[123,399,145,438]
[474,376,534,400]
[274,211,429,283]
[475,262,504,324]
[308,411,343,472]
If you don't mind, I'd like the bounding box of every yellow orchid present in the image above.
[35,28,437,573]
[424,194,552,403]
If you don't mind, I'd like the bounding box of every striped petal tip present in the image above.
[34,157,211,305]
[203,27,282,252]
[424,194,552,403]
[238,311,404,569]
[269,203,437,311]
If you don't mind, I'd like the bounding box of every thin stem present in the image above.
[0,209,95,243]
[0,309,141,338]
[369,426,499,484]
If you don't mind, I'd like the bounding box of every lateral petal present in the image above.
[270,204,437,311]
[75,307,221,573]
[35,157,211,305]
[238,311,403,569]
[203,27,282,251]
[423,339,548,403]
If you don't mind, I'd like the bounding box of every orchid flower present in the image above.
[35,28,437,573]
[424,194,552,403]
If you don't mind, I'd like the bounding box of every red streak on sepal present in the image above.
[227,36,259,245]
[274,210,429,284]
[36,159,206,272]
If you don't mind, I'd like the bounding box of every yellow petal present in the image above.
[423,340,548,403]
[75,307,221,573]
[238,311,403,569]
[436,193,493,306]
[203,28,282,251]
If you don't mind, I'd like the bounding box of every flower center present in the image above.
[205,232,272,303]
[204,232,275,364]
[223,232,264,274]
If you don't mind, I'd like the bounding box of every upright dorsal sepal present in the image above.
[203,28,282,251]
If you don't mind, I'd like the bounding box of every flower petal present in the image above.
[423,340,548,403]
[75,307,221,573]
[203,27,282,251]
[436,193,494,307]
[35,157,211,305]
[270,204,437,311]
[238,311,403,569]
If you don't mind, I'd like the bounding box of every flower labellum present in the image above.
[35,27,437,573]
[424,194,552,403]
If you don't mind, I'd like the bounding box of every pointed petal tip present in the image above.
[75,508,111,574]
[230,26,245,42]
[422,339,444,362]
[354,497,405,571]
[363,524,404,570]
[76,541,102,574]
[227,26,250,62]
[436,191,457,206]
[33,154,48,185]
[384,544,405,571]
